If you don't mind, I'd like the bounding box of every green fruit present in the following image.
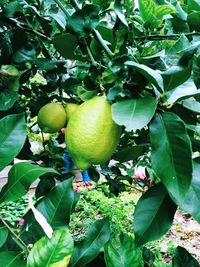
[65,103,79,122]
[37,103,67,133]
[66,95,121,171]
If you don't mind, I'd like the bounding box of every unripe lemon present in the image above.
[65,95,121,171]
[65,103,79,122]
[37,103,67,133]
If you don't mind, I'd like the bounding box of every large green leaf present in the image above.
[0,113,26,172]
[172,246,199,267]
[70,218,111,267]
[182,98,200,113]
[112,96,157,132]
[0,224,8,248]
[161,66,191,92]
[125,61,164,94]
[53,33,81,60]
[179,161,200,223]
[36,178,79,227]
[150,112,192,203]
[0,251,26,267]
[104,234,143,267]
[166,79,200,104]
[133,183,177,247]
[0,162,58,202]
[27,229,74,267]
[179,41,200,66]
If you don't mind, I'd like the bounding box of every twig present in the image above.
[134,32,200,41]
[0,216,29,252]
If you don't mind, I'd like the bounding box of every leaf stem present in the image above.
[0,216,29,252]
[93,29,113,59]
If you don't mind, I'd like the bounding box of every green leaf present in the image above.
[161,66,191,92]
[53,34,81,60]
[0,113,26,172]
[27,229,74,267]
[150,112,192,203]
[77,86,98,101]
[134,183,177,247]
[112,96,157,132]
[187,11,200,31]
[70,218,111,267]
[155,5,176,19]
[36,178,79,227]
[0,91,19,111]
[0,251,26,266]
[188,0,200,13]
[179,41,200,67]
[0,162,58,202]
[125,61,164,94]
[180,161,200,223]
[0,225,8,248]
[182,98,200,113]
[138,0,156,22]
[104,234,143,267]
[114,146,146,163]
[172,246,199,267]
[166,79,200,104]
[68,5,99,36]
[114,0,129,27]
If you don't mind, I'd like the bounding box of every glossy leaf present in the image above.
[0,251,26,266]
[27,229,74,267]
[182,98,200,114]
[156,5,176,19]
[161,66,191,92]
[166,79,200,104]
[0,162,58,202]
[180,161,200,223]
[70,218,111,267]
[112,96,157,132]
[172,246,199,267]
[53,33,80,60]
[0,91,19,111]
[150,113,192,203]
[114,0,129,27]
[125,61,164,93]
[104,234,143,267]
[138,0,155,22]
[134,183,177,247]
[0,225,8,248]
[179,41,200,66]
[0,113,26,172]
[36,178,79,227]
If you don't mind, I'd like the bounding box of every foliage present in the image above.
[0,0,200,265]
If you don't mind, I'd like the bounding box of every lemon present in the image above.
[65,103,79,122]
[37,103,67,133]
[65,95,121,171]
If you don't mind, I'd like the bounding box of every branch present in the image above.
[0,216,29,252]
[134,32,200,41]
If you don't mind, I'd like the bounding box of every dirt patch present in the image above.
[166,210,200,262]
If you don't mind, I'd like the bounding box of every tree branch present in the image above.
[134,32,200,41]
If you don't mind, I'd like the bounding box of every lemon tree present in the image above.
[0,0,200,266]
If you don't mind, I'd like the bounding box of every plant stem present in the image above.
[135,32,200,41]
[93,29,113,59]
[0,216,29,252]
[85,41,98,66]
[53,0,70,18]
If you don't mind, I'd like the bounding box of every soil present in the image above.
[164,210,200,263]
